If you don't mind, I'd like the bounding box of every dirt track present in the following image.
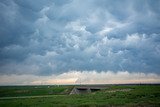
[0,95,64,100]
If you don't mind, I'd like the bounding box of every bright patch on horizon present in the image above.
[0,71,159,85]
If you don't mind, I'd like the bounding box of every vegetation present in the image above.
[0,85,160,107]
[0,85,73,97]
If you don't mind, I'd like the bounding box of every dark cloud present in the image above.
[0,0,160,75]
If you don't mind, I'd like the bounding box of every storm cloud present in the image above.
[0,0,160,76]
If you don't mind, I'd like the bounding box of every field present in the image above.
[0,84,160,107]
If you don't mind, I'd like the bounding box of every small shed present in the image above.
[70,85,107,94]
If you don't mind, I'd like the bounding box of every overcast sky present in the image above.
[0,0,160,85]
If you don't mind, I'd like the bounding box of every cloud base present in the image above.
[0,71,159,85]
[0,0,160,77]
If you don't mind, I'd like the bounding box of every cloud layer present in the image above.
[0,71,160,85]
[0,0,160,76]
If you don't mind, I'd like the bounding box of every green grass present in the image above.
[0,85,73,97]
[0,85,160,107]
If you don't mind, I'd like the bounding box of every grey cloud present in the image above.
[0,0,160,75]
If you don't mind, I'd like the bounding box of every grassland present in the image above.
[0,85,73,97]
[0,85,160,107]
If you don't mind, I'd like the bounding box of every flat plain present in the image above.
[0,84,160,107]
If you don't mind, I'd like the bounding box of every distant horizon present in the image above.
[0,71,160,85]
[1,83,160,86]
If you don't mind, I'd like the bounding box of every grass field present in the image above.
[0,85,73,97]
[0,85,160,107]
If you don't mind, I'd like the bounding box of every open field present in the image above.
[0,84,160,107]
[0,85,73,97]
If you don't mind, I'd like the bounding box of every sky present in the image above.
[0,0,160,85]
